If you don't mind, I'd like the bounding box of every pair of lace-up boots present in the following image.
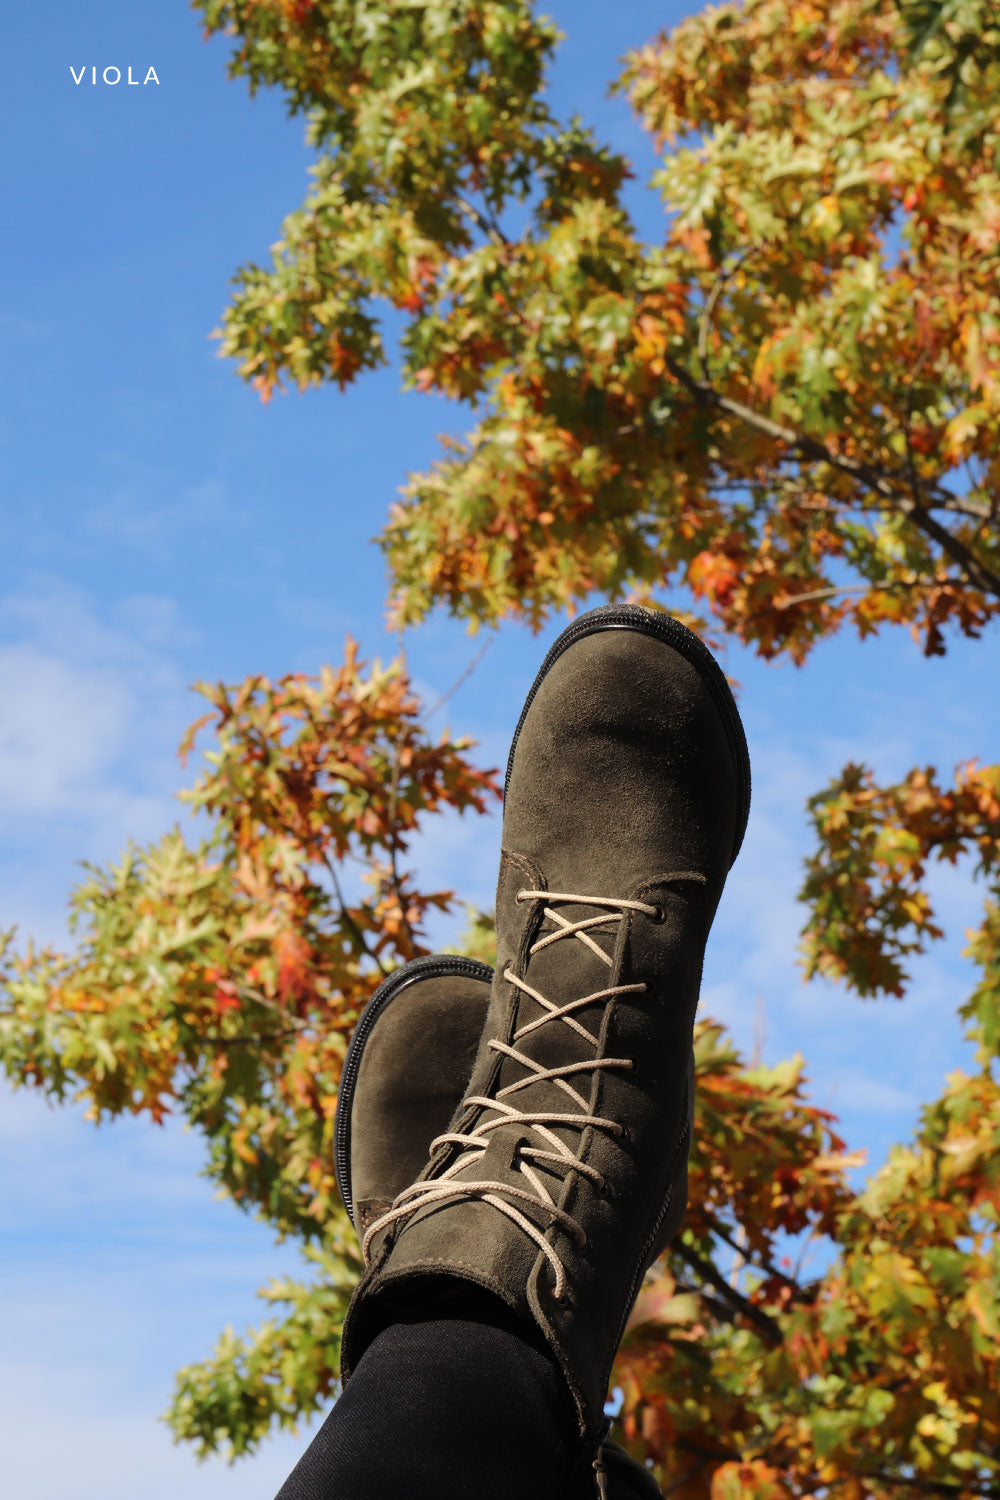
[333,605,751,1497]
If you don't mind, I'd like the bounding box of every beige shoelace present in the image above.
[361,888,672,1297]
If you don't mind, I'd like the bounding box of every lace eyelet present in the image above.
[650,903,666,923]
[515,889,528,903]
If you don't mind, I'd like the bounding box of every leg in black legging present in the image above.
[275,1289,579,1500]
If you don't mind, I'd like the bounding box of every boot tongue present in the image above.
[476,1125,532,1180]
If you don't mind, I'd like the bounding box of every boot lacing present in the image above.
[361,889,672,1296]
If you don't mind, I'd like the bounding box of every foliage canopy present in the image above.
[3,1,999,1494]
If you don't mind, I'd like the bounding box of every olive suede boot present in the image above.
[340,604,750,1453]
[335,952,662,1499]
[334,954,493,1239]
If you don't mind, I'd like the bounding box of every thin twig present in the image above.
[385,745,419,955]
[704,1213,804,1293]
[902,348,930,511]
[237,985,309,1028]
[728,1221,747,1288]
[672,1279,748,1328]
[697,247,759,382]
[792,1222,823,1285]
[424,634,496,720]
[200,1027,303,1047]
[777,582,884,607]
[272,788,390,980]
[322,850,389,979]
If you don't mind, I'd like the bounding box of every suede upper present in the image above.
[340,614,748,1442]
[345,969,491,1236]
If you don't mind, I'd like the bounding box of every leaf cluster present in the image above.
[202,0,1000,660]
[802,759,1000,1006]
[0,640,497,1247]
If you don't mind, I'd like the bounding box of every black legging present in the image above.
[274,1288,588,1499]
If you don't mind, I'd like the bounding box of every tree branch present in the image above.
[776,576,959,610]
[672,1240,784,1346]
[675,1437,740,1464]
[663,355,1000,600]
[672,1278,755,1330]
[272,796,390,981]
[704,1212,810,1294]
[906,500,1000,598]
[662,1457,710,1495]
[236,983,310,1029]
[854,1469,1000,1498]
[454,193,510,248]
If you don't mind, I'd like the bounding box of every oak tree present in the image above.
[3,2,999,1494]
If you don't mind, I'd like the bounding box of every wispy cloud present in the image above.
[1,1090,325,1500]
[83,475,237,559]
[0,1341,318,1500]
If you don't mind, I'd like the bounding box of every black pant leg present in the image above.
[275,1291,578,1500]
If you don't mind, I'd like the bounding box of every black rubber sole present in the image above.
[333,953,495,1226]
[503,603,751,866]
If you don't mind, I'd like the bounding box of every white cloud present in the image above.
[830,1068,924,1120]
[0,643,131,813]
[0,577,200,944]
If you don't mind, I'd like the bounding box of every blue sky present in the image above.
[2,3,997,1495]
